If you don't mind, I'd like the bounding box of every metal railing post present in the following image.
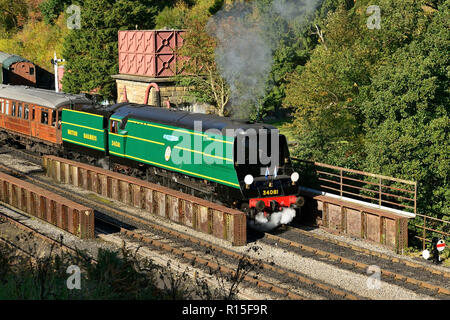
[379,177,382,206]
[423,215,426,251]
[414,182,417,216]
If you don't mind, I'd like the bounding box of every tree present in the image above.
[39,0,73,25]
[61,0,159,100]
[155,1,191,29]
[282,0,429,167]
[362,1,449,219]
[0,0,28,32]
[177,0,231,116]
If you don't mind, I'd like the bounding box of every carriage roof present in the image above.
[0,51,30,69]
[0,85,93,109]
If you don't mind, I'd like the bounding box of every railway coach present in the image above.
[0,85,93,154]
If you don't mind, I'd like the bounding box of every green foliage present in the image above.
[39,0,73,25]
[155,1,192,29]
[0,243,160,299]
[250,0,344,121]
[208,0,224,15]
[283,0,429,165]
[0,14,69,72]
[283,0,449,221]
[0,0,28,32]
[62,0,159,100]
[362,2,449,219]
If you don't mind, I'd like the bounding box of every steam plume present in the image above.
[248,207,297,232]
[207,0,320,118]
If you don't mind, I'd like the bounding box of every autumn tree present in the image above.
[0,0,28,32]
[0,8,68,73]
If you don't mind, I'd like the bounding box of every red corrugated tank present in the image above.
[118,30,186,77]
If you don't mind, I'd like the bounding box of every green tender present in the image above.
[109,118,241,188]
[61,109,240,189]
[61,109,107,151]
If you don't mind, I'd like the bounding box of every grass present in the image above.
[0,235,263,300]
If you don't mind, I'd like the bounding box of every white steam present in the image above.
[272,0,318,22]
[207,0,320,118]
[248,207,297,232]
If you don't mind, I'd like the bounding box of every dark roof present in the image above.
[0,85,93,109]
[78,102,128,118]
[112,103,277,136]
[0,51,31,69]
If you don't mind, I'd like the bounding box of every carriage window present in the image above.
[110,120,119,134]
[24,105,29,120]
[29,67,34,76]
[57,110,62,129]
[41,110,49,125]
[51,110,56,127]
[32,107,35,120]
[18,103,23,118]
[11,102,16,116]
[0,99,3,113]
[5,100,9,115]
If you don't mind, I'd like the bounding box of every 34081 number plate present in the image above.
[262,189,280,196]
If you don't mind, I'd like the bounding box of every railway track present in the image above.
[117,227,306,300]
[0,206,80,257]
[46,187,361,299]
[262,230,450,297]
[0,145,43,165]
[287,225,450,279]
[1,147,448,300]
[0,157,362,300]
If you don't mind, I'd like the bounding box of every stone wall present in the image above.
[115,78,189,106]
[113,74,215,114]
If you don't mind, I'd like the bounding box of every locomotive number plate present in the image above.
[262,189,280,196]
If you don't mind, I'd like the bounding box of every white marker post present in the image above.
[436,239,446,252]
[51,52,65,93]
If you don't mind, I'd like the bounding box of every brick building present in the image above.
[0,51,54,89]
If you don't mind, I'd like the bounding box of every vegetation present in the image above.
[0,235,262,299]
[164,0,233,116]
[283,0,449,226]
[61,0,158,100]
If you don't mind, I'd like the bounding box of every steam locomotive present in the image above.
[0,85,304,229]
